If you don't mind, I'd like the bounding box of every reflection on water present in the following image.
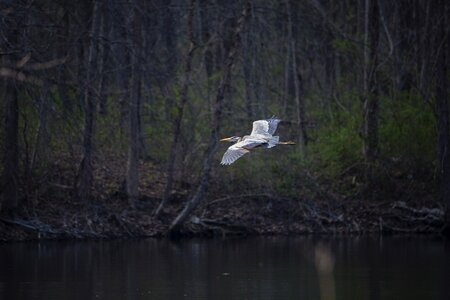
[315,243,335,300]
[0,236,449,300]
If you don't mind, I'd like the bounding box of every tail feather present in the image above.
[268,136,279,148]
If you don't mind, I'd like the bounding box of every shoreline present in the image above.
[1,196,444,242]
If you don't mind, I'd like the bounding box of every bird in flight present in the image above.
[220,117,295,165]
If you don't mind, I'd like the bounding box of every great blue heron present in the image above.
[220,117,295,165]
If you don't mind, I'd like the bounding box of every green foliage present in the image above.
[214,83,437,198]
[332,38,358,57]
[300,89,437,184]
[379,91,436,165]
[309,97,363,175]
[96,96,126,154]
[47,88,83,156]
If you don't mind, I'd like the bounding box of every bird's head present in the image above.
[220,136,241,143]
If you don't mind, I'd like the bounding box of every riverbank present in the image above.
[0,192,445,241]
[0,156,446,241]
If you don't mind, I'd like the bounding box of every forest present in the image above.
[0,0,449,240]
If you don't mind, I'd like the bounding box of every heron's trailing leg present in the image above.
[278,141,296,145]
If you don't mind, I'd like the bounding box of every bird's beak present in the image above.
[220,137,232,142]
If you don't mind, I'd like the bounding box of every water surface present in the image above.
[0,236,448,300]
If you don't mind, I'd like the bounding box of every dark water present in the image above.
[0,236,449,300]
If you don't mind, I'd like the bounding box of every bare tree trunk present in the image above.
[169,0,252,233]
[155,0,196,216]
[137,81,146,158]
[98,0,111,115]
[294,62,308,152]
[0,80,19,213]
[76,3,91,113]
[29,83,50,176]
[434,0,450,234]
[163,0,177,77]
[418,2,431,92]
[362,0,379,164]
[200,0,214,113]
[287,0,308,154]
[134,1,146,159]
[77,0,101,202]
[111,2,130,142]
[57,10,71,117]
[126,0,143,204]
[324,13,336,101]
[242,33,253,120]
[282,30,291,116]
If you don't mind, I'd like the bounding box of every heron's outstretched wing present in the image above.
[250,120,270,136]
[220,145,249,165]
[250,117,281,136]
[220,139,266,165]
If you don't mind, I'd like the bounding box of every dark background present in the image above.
[0,0,449,238]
